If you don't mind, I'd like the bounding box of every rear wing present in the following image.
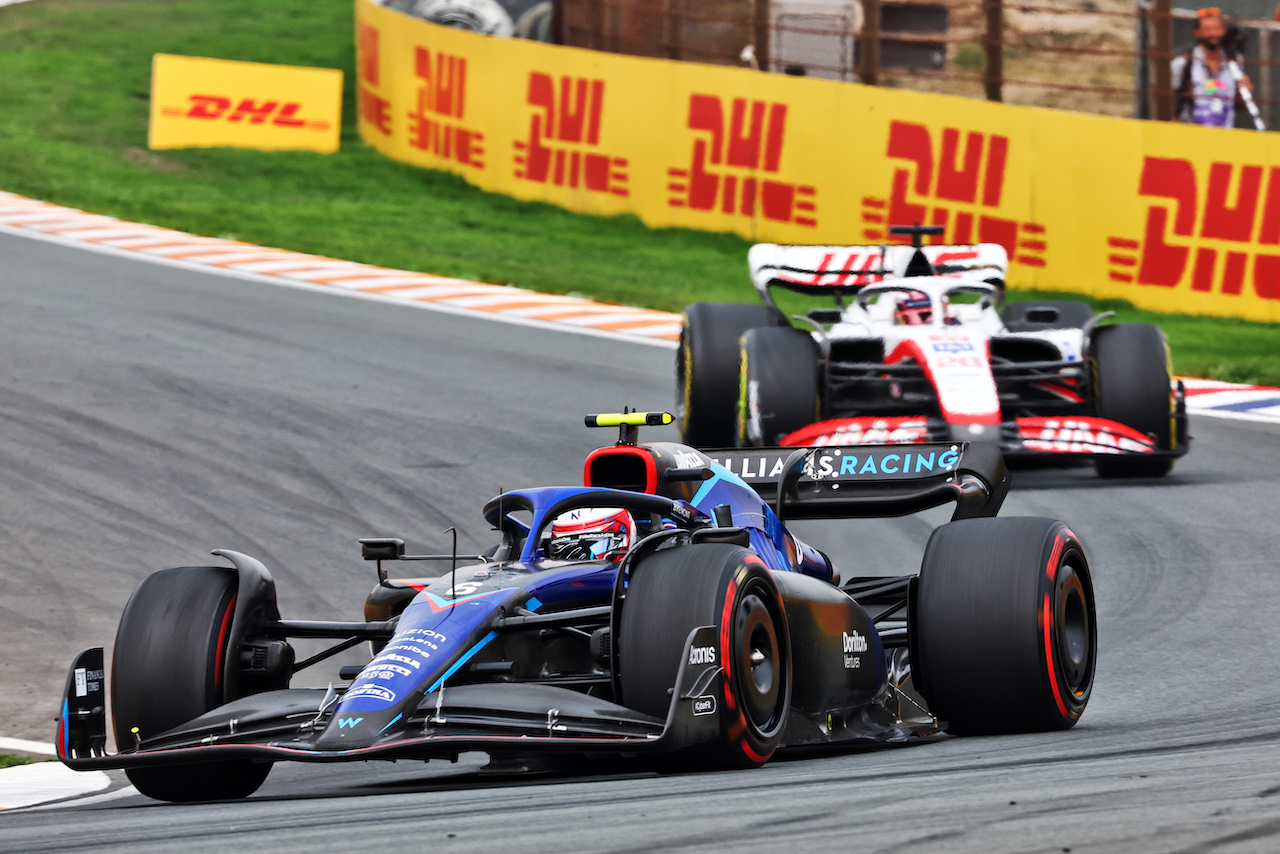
[747,243,1009,298]
[704,442,1009,522]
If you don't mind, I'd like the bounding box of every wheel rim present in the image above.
[733,587,785,735]
[1055,561,1093,698]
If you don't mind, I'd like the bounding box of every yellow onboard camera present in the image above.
[585,410,673,444]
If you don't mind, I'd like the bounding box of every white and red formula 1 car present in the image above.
[677,225,1188,477]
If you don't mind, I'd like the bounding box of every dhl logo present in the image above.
[1109,157,1280,300]
[514,72,628,196]
[149,53,342,153]
[865,121,1046,268]
[668,95,817,227]
[408,47,485,169]
[160,96,330,131]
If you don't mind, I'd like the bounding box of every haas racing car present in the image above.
[678,225,1189,477]
[57,412,1095,802]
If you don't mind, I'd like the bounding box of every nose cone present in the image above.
[314,706,404,751]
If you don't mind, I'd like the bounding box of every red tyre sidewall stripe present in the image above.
[740,738,770,765]
[719,577,737,713]
[721,562,780,765]
[1042,592,1068,719]
[1046,534,1063,580]
[214,592,237,699]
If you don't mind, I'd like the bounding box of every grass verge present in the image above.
[0,754,34,769]
[2,0,1279,384]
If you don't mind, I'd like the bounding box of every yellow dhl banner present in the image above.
[150,54,343,153]
[356,0,1280,323]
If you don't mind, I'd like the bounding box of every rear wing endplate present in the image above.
[704,442,1009,522]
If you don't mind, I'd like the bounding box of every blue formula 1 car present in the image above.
[57,412,1096,802]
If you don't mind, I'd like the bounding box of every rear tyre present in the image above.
[913,517,1095,735]
[678,303,777,447]
[1090,323,1174,478]
[736,327,821,447]
[1001,300,1094,332]
[112,566,272,802]
[618,544,790,767]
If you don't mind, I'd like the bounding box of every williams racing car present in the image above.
[678,225,1189,477]
[57,412,1096,802]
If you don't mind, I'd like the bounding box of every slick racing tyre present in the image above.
[618,543,791,767]
[678,303,777,447]
[1090,323,1174,478]
[912,518,1095,735]
[736,326,822,447]
[1001,300,1095,332]
[111,566,273,801]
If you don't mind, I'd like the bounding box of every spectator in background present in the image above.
[1172,7,1251,127]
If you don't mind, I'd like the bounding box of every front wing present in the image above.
[57,629,723,770]
[782,412,1190,462]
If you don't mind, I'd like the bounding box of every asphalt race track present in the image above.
[2,230,1280,852]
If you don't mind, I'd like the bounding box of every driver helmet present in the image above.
[893,290,934,325]
[547,507,635,562]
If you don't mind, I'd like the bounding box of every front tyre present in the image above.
[913,517,1096,734]
[736,326,822,447]
[112,566,273,801]
[1091,323,1175,478]
[617,543,791,767]
[678,303,777,447]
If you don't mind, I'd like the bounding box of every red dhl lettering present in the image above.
[408,47,484,169]
[414,47,465,119]
[356,24,390,136]
[863,121,1045,267]
[360,87,392,136]
[667,94,816,227]
[159,95,329,131]
[514,72,628,196]
[1109,156,1280,300]
[358,23,380,87]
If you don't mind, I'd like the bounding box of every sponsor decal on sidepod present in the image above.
[843,630,867,670]
[689,646,717,665]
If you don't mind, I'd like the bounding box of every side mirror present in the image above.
[359,538,405,561]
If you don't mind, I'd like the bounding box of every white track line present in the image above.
[0,737,56,756]
[0,764,110,810]
[22,785,141,811]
